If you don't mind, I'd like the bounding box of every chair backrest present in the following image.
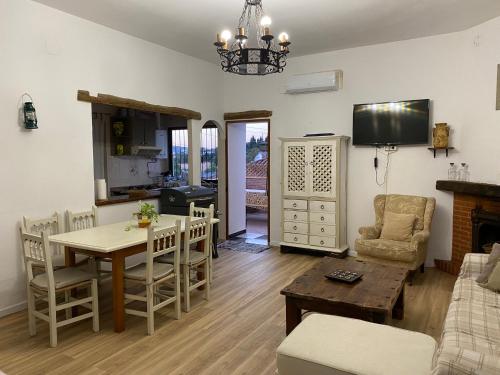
[19,228,54,288]
[189,202,215,220]
[22,213,62,255]
[67,206,98,231]
[375,194,436,234]
[146,220,182,283]
[183,216,211,264]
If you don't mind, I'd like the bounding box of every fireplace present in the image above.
[435,180,500,274]
[472,208,500,253]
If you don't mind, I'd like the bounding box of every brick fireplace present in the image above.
[435,180,500,275]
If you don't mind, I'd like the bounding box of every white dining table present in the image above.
[49,214,219,332]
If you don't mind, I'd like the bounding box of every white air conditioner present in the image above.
[285,70,343,94]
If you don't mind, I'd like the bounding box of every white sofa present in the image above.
[432,253,500,375]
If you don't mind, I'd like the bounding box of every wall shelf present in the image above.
[428,147,454,158]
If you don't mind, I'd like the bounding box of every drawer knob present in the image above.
[293,203,297,208]
[293,226,297,230]
[321,204,325,209]
[320,216,325,221]
[320,240,325,245]
[294,214,298,219]
[294,237,298,242]
[321,228,325,233]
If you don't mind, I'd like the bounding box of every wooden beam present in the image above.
[224,110,272,121]
[77,90,202,120]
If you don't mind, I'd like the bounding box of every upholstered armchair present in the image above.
[355,194,436,278]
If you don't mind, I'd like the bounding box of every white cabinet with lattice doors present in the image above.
[280,136,349,256]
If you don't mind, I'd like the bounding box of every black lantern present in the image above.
[23,100,38,129]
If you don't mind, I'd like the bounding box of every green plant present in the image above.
[135,201,159,222]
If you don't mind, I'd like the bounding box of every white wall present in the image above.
[227,123,247,236]
[0,0,223,315]
[223,17,500,265]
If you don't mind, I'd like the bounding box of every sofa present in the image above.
[277,253,500,375]
[432,253,500,375]
[356,194,436,275]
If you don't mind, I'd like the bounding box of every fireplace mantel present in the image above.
[436,180,500,199]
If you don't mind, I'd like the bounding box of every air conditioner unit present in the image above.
[285,70,343,95]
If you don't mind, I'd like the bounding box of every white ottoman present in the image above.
[277,314,436,375]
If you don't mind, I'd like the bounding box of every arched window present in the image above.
[201,121,219,181]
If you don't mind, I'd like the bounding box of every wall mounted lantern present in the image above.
[22,93,38,129]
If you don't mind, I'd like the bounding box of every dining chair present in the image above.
[123,220,182,335]
[158,216,211,312]
[22,212,89,271]
[66,207,111,280]
[189,203,215,283]
[20,229,99,347]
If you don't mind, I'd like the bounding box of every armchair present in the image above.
[355,194,436,279]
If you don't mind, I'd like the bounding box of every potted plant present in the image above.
[134,201,159,228]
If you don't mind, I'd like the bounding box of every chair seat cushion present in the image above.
[124,262,174,281]
[355,238,416,263]
[277,314,436,375]
[157,251,207,265]
[30,267,94,290]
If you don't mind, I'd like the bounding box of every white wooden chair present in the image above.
[158,215,211,312]
[20,229,99,347]
[189,203,215,283]
[123,221,182,335]
[66,207,111,279]
[22,213,91,270]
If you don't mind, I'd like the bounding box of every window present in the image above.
[201,125,218,180]
[169,128,189,179]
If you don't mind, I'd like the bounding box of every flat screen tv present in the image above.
[352,99,430,146]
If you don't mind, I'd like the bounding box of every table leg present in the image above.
[112,252,125,333]
[285,297,302,335]
[64,247,76,267]
[392,286,405,320]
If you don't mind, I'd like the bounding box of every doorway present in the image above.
[226,120,270,245]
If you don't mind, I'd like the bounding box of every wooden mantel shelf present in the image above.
[436,180,500,199]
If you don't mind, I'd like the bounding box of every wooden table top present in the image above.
[281,257,408,314]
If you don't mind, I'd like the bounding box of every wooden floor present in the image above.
[0,248,456,375]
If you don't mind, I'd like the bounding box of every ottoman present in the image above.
[277,314,436,375]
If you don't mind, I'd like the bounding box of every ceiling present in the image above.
[34,0,500,62]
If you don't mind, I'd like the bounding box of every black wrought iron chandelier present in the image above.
[214,0,291,76]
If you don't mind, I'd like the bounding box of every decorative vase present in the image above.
[116,144,124,155]
[433,123,450,148]
[137,214,152,228]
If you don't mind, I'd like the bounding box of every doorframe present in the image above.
[225,119,271,241]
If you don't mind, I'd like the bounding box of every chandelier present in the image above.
[214,0,291,75]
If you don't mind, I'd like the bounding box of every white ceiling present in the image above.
[34,0,500,62]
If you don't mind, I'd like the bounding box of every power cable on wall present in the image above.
[374,147,396,194]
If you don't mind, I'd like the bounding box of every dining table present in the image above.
[49,214,219,333]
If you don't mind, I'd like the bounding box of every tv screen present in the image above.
[352,99,430,146]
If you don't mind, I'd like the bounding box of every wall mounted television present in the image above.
[352,99,430,146]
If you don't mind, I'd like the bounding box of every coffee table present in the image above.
[281,257,408,335]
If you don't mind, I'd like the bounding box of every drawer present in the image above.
[310,212,336,225]
[309,235,336,248]
[283,199,308,210]
[310,200,336,213]
[284,222,308,234]
[310,224,336,237]
[284,210,308,222]
[284,232,308,245]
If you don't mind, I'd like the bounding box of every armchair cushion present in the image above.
[380,212,416,242]
[356,239,416,263]
[384,194,428,232]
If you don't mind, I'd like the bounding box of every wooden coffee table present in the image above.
[281,257,409,335]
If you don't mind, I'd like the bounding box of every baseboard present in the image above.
[228,229,246,238]
[0,301,26,318]
[269,240,281,247]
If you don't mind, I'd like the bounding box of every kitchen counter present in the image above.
[95,190,161,207]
